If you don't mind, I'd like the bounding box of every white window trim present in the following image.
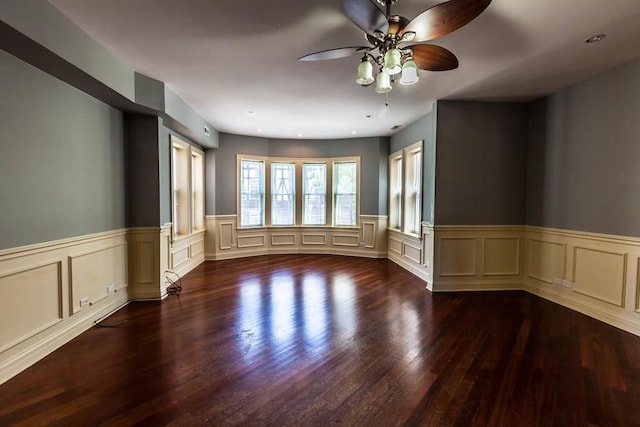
[236,154,360,229]
[170,135,205,242]
[388,140,423,238]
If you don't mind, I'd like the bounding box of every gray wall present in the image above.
[434,100,527,225]
[212,133,389,216]
[526,59,640,236]
[390,107,437,223]
[0,50,125,249]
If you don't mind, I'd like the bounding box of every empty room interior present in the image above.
[2,0,640,424]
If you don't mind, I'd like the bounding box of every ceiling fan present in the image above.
[298,0,492,93]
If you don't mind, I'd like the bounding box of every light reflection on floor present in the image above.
[236,271,359,361]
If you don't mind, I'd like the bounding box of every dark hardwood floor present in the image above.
[1,254,640,426]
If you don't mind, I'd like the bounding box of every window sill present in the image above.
[388,228,422,241]
[237,225,360,231]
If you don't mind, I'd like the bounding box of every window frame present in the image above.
[388,140,423,237]
[236,155,360,229]
[170,135,205,241]
[302,162,328,226]
[332,160,359,227]
[238,157,266,228]
[270,161,296,226]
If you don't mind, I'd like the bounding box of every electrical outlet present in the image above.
[80,297,89,307]
[360,241,366,246]
[562,280,572,288]
[552,277,562,285]
[107,283,115,293]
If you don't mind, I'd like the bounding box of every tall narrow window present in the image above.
[302,163,326,225]
[271,162,295,226]
[388,151,403,230]
[404,144,422,235]
[171,141,189,238]
[240,159,265,227]
[333,162,357,226]
[191,151,205,232]
[170,135,204,240]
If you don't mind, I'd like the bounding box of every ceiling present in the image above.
[48,0,640,140]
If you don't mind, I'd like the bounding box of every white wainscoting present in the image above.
[433,226,524,292]
[128,226,171,300]
[205,215,388,260]
[0,229,129,385]
[429,225,640,336]
[169,230,205,280]
[524,226,640,337]
[387,223,434,289]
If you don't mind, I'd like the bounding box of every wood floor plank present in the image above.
[1,254,640,426]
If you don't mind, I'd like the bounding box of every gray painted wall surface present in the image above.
[164,88,219,149]
[1,0,135,101]
[435,101,527,225]
[213,133,389,216]
[526,59,640,236]
[0,51,125,249]
[390,108,437,223]
[126,115,161,227]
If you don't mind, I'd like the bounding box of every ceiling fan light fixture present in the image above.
[384,48,402,75]
[399,58,419,86]
[356,58,375,85]
[375,70,392,93]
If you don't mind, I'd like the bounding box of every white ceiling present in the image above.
[49,0,640,140]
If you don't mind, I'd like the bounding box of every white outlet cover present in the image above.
[562,280,572,288]
[80,297,89,307]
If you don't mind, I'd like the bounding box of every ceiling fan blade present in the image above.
[401,0,491,42]
[341,0,389,36]
[407,44,459,71]
[298,46,369,61]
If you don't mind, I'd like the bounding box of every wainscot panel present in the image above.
[169,230,205,280]
[0,229,129,386]
[433,226,523,292]
[387,223,432,289]
[524,226,640,336]
[205,215,387,260]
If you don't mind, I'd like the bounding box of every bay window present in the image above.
[237,155,359,228]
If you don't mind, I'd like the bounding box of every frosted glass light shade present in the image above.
[375,70,392,93]
[383,48,402,75]
[399,59,419,86]
[356,59,374,85]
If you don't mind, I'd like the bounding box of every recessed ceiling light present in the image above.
[585,34,606,43]
[257,129,262,132]
[351,131,357,135]
[298,134,303,138]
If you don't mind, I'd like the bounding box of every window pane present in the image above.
[271,162,295,226]
[335,194,356,226]
[334,162,357,226]
[240,160,264,227]
[191,152,204,231]
[303,163,326,225]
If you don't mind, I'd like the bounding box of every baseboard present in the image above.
[0,293,128,385]
[434,280,522,292]
[525,280,640,337]
[387,251,430,288]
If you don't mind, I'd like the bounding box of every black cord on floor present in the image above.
[94,319,128,328]
[166,270,182,296]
